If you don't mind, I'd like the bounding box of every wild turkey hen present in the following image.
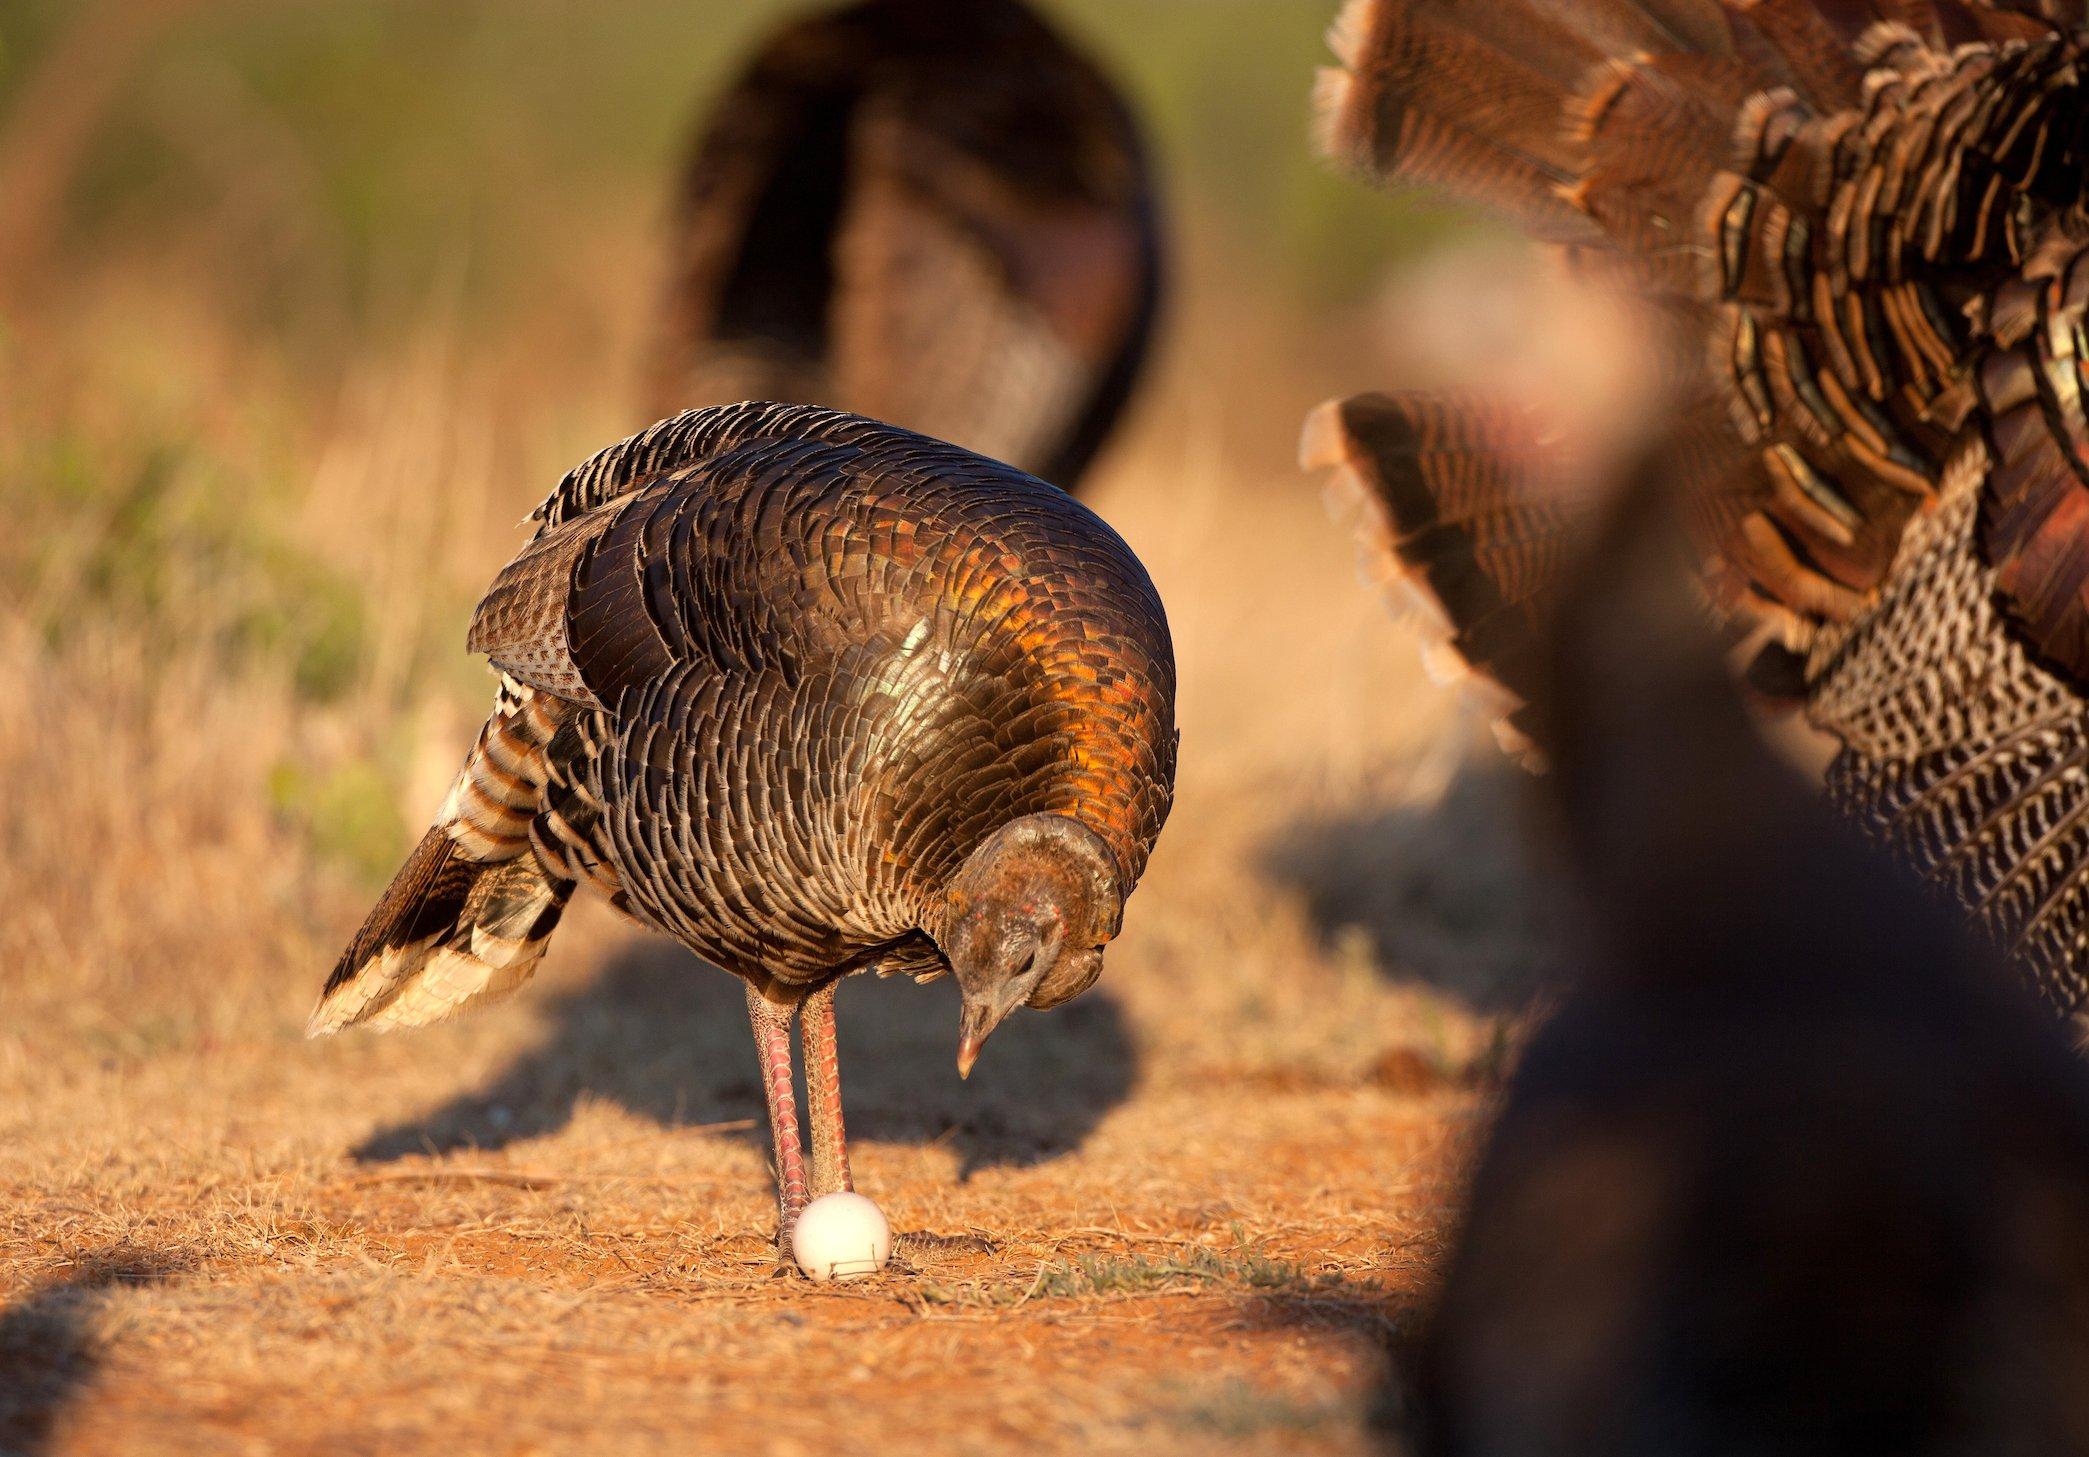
[1305,0,2089,1015]
[1414,454,2089,1456]
[310,402,1177,1248]
[649,0,1162,492]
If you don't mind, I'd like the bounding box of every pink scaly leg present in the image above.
[801,980,852,1198]
[744,982,809,1250]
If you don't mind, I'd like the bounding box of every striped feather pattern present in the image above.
[1816,443,2089,1013]
[502,406,1177,989]
[311,680,574,1033]
[1315,0,2089,654]
[1302,391,1583,761]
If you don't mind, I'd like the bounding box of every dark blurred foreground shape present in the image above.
[647,0,1162,491]
[1406,462,2089,1456]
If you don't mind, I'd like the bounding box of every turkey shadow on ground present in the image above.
[1200,1277,1426,1449]
[0,1248,184,1456]
[1260,756,1559,1018]
[352,938,1138,1180]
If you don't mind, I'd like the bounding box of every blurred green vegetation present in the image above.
[0,0,1466,884]
[0,0,1452,350]
[8,422,375,699]
[266,753,411,888]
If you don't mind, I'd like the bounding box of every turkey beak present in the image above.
[956,986,1022,1080]
[952,923,1060,1079]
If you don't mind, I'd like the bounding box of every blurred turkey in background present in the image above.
[648,0,1162,491]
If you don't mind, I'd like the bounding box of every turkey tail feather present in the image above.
[1314,0,2089,1016]
[309,685,574,1035]
[1304,391,1588,760]
[1316,0,1750,241]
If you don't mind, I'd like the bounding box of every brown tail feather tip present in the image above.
[1312,0,1376,157]
[1305,0,1623,241]
[308,829,567,1037]
[1325,0,1370,69]
[1302,392,1570,767]
[1298,393,1356,473]
[1308,398,1459,639]
[1311,65,1356,165]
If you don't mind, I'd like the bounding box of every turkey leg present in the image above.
[801,980,853,1198]
[744,982,810,1249]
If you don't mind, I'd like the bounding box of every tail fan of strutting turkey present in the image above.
[1302,390,1586,763]
[1307,0,2089,1013]
[1414,439,2089,1456]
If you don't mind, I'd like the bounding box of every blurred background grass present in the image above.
[0,0,1527,1088]
[0,0,1463,885]
[0,0,1459,341]
[0,20,1528,1447]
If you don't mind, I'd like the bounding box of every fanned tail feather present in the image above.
[1312,0,2089,1017]
[1313,0,2083,297]
[309,683,576,1035]
[1303,391,1589,762]
[1314,0,1759,244]
[1311,0,2083,693]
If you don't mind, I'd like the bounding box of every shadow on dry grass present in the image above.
[353,939,1139,1179]
[0,1248,184,1456]
[1261,759,1556,1017]
[1190,1273,1421,1449]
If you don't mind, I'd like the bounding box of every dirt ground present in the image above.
[0,1004,1472,1457]
[0,417,1551,1454]
[0,5,1558,1444]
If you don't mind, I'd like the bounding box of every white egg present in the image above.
[790,1192,893,1282]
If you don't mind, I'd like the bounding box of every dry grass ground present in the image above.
[0,4,1548,1450]
[0,367,1547,1453]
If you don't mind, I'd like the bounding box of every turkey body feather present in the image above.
[312,403,1178,1244]
[469,403,1176,990]
[321,401,1175,1019]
